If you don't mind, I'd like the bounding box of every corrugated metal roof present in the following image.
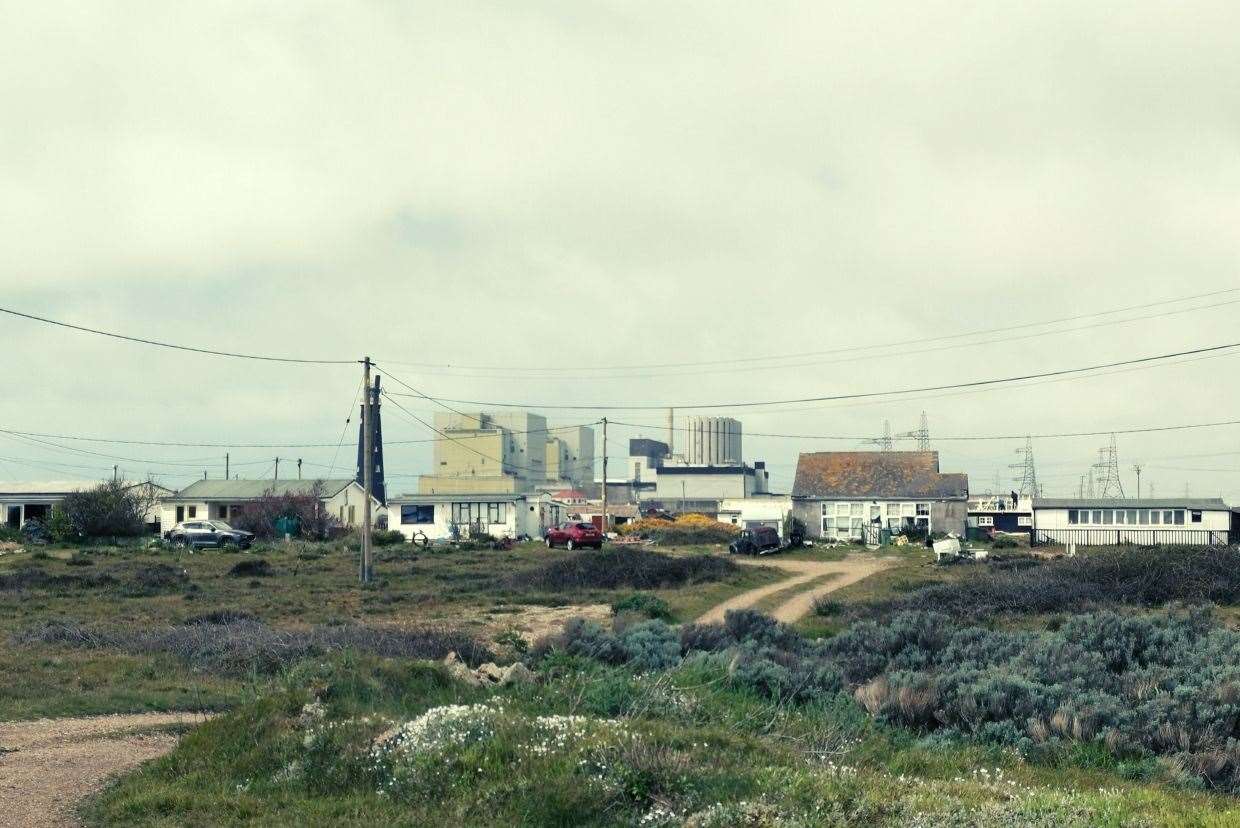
[1034,497,1230,510]
[792,451,968,499]
[169,478,356,500]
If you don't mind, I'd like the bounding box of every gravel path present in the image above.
[697,554,890,624]
[0,712,207,827]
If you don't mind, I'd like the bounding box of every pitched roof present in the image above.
[1034,497,1230,511]
[792,451,968,499]
[169,478,357,500]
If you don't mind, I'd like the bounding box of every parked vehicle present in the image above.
[165,520,254,549]
[728,525,782,556]
[544,521,604,550]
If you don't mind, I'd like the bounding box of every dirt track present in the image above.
[0,712,206,827]
[697,554,890,624]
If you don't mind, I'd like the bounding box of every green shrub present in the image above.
[510,548,736,592]
[612,593,673,621]
[372,529,407,547]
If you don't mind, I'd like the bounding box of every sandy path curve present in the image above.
[0,711,207,828]
[698,554,890,625]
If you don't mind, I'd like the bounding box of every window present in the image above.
[1138,509,1149,524]
[401,504,434,524]
[916,503,929,516]
[1068,509,1078,524]
[978,516,994,526]
[901,503,915,517]
[1163,510,1174,524]
[836,503,850,517]
[1092,510,1102,524]
[1101,509,1114,524]
[348,505,356,524]
[1017,516,1032,527]
[487,503,506,524]
[188,506,197,518]
[452,503,475,524]
[886,503,901,517]
[1115,510,1127,525]
[850,502,864,517]
[1151,510,1161,525]
[821,503,832,516]
[822,516,835,532]
[1191,510,1202,524]
[1173,510,1185,525]
[870,504,881,520]
[215,505,227,519]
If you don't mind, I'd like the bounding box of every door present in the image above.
[6,506,19,529]
[176,506,185,524]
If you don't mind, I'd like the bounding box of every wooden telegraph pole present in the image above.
[601,417,608,540]
[361,357,374,584]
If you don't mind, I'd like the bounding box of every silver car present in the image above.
[165,520,254,549]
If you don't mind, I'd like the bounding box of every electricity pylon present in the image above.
[1092,433,1125,497]
[1010,436,1038,498]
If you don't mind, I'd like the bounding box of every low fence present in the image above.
[1034,528,1231,547]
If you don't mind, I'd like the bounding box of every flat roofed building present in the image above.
[1032,497,1232,546]
[388,491,565,542]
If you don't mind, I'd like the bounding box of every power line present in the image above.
[608,416,1240,442]
[374,296,1240,381]
[0,421,596,450]
[0,305,357,365]
[384,341,1240,411]
[373,287,1240,373]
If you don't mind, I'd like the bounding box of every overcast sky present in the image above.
[1,1,1238,500]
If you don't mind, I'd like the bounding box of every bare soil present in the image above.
[0,712,207,827]
[697,554,891,624]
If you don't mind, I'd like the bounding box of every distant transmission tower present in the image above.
[1010,436,1039,498]
[863,420,893,451]
[894,411,931,451]
[1092,433,1125,497]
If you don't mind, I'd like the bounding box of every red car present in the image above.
[544,521,604,550]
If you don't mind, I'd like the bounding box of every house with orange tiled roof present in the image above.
[791,451,968,543]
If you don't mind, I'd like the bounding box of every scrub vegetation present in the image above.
[7,538,1240,824]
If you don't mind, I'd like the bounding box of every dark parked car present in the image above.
[728,525,782,556]
[165,520,254,549]
[544,521,603,550]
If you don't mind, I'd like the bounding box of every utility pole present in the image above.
[113,464,118,482]
[274,457,279,482]
[600,417,608,537]
[667,408,674,457]
[225,453,230,480]
[361,357,374,584]
[297,458,303,480]
[1132,463,1143,498]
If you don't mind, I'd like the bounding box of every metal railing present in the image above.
[1034,528,1231,547]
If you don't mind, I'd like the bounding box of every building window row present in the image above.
[819,501,931,538]
[451,502,508,525]
[1067,508,1199,526]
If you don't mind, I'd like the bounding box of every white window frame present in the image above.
[978,516,994,526]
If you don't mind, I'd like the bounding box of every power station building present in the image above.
[415,411,595,495]
[683,417,743,466]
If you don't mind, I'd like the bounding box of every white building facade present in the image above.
[159,479,380,530]
[1031,498,1231,545]
[387,492,565,542]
